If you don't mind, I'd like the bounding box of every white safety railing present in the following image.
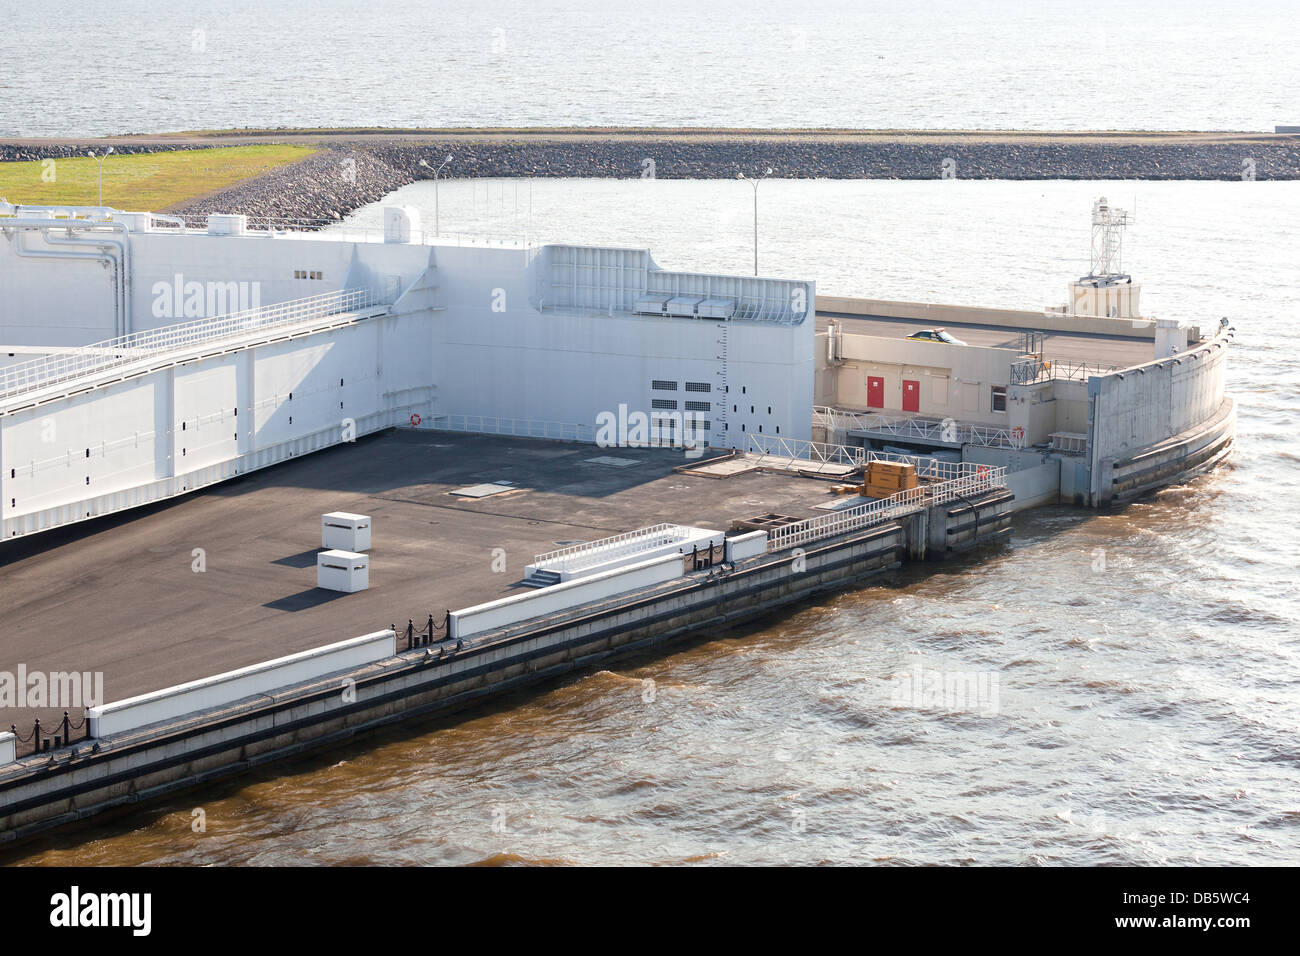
[426,415,596,442]
[814,405,1027,449]
[747,434,866,469]
[766,464,1007,552]
[532,523,696,574]
[426,414,716,450]
[862,449,988,482]
[0,288,384,402]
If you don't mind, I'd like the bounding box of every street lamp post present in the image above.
[419,154,454,236]
[87,147,114,207]
[737,167,773,276]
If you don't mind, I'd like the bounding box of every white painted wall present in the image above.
[86,630,397,738]
[1,223,817,535]
[451,554,683,640]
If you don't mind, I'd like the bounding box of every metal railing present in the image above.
[425,414,716,451]
[814,405,1027,449]
[746,433,866,469]
[427,414,597,442]
[0,288,384,403]
[532,523,693,573]
[862,449,990,482]
[766,464,1007,552]
[167,213,533,248]
[1010,358,1117,386]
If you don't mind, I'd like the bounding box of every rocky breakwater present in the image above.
[28,134,1297,229]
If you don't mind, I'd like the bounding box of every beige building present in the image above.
[817,325,1020,427]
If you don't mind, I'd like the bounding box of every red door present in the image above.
[902,379,920,412]
[867,376,884,409]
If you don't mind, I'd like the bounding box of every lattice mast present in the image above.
[1087,196,1131,281]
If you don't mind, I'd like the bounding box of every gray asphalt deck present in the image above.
[0,430,838,736]
[817,311,1153,369]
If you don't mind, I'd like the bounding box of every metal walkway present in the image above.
[0,289,388,408]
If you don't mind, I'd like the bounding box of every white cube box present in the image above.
[322,512,371,551]
[317,549,369,593]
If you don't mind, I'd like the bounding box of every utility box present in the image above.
[384,205,421,243]
[322,512,371,551]
[207,214,247,236]
[317,549,369,593]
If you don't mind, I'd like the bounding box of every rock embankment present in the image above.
[6,135,1298,226]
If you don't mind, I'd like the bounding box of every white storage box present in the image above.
[322,512,371,551]
[317,549,369,593]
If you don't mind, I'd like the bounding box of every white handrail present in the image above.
[0,288,384,402]
[814,405,1027,449]
[766,465,1007,552]
[531,523,703,573]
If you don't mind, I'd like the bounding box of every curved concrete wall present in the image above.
[1089,330,1230,463]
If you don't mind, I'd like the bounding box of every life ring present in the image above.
[409,413,422,427]
[1012,426,1025,440]
[977,465,989,477]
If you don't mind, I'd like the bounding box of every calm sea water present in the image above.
[8,179,1298,865]
[1,0,1298,136]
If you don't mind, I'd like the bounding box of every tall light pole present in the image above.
[419,154,454,236]
[737,167,772,276]
[87,147,114,207]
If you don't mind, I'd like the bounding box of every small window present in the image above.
[685,382,711,392]
[991,385,1008,413]
[651,380,678,391]
[652,399,677,410]
[685,400,711,412]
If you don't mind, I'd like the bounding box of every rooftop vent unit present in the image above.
[207,214,247,236]
[110,212,152,233]
[666,295,704,318]
[634,294,671,316]
[697,297,736,320]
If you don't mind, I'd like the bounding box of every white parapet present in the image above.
[322,512,371,551]
[526,523,724,583]
[0,731,14,765]
[86,630,396,738]
[725,530,769,562]
[317,549,369,592]
[452,553,683,641]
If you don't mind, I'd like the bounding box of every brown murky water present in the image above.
[5,181,1298,865]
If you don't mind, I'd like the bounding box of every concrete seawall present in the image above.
[0,489,1013,842]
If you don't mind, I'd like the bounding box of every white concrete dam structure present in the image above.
[0,206,815,539]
